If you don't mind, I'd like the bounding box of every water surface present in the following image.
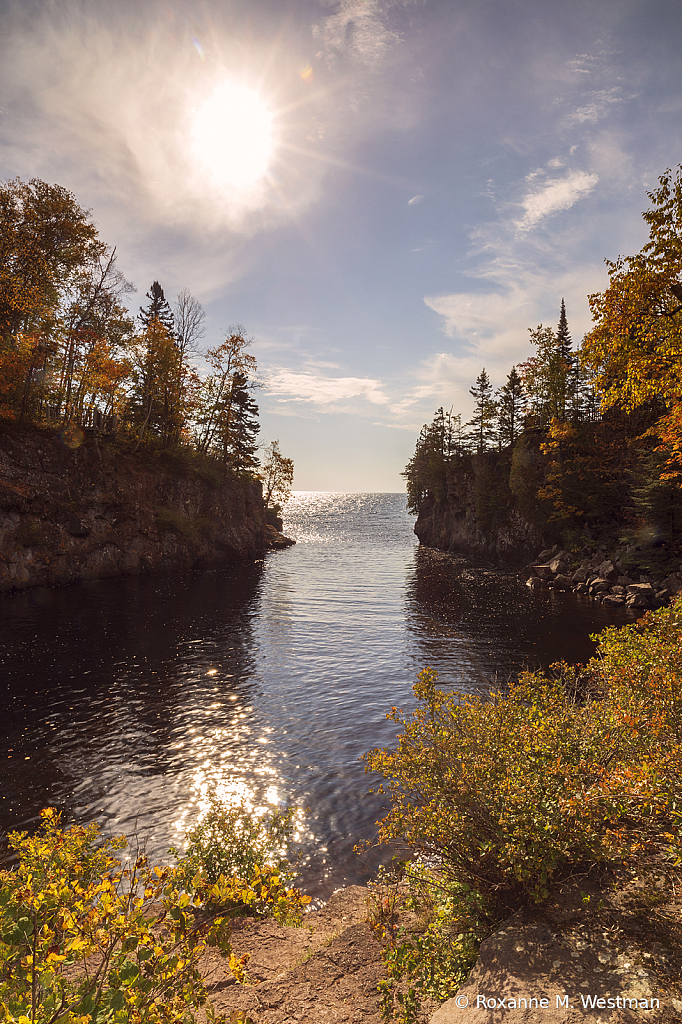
[0,493,635,896]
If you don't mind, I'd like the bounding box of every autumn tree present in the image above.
[261,440,294,509]
[0,177,131,422]
[196,327,256,454]
[466,368,497,452]
[127,317,183,448]
[55,249,135,425]
[125,282,205,448]
[0,178,102,342]
[583,165,682,478]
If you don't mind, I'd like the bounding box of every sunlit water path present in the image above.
[0,493,634,896]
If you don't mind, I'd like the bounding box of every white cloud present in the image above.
[569,86,627,124]
[266,368,390,406]
[516,170,599,230]
[408,194,423,205]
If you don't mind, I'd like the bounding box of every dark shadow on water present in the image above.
[0,560,264,861]
[404,545,637,690]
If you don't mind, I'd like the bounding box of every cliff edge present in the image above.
[0,424,288,593]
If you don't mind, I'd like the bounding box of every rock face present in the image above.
[430,870,679,1024]
[415,455,545,567]
[0,425,286,593]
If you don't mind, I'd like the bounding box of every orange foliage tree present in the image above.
[583,165,682,478]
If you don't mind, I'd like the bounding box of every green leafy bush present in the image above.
[363,597,682,1016]
[368,864,480,1024]
[0,808,231,1024]
[171,800,310,925]
[362,599,682,1020]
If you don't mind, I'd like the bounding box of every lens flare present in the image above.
[191,81,273,190]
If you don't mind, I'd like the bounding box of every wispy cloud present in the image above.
[516,170,599,229]
[266,368,390,406]
[569,86,629,124]
[313,0,401,72]
[408,194,423,205]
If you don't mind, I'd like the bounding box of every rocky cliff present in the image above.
[414,451,546,567]
[0,424,287,593]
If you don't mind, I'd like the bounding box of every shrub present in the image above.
[171,800,310,925]
[364,598,682,917]
[368,864,480,1024]
[363,599,682,1018]
[0,808,231,1024]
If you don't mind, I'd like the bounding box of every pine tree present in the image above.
[556,298,572,363]
[402,407,464,513]
[497,366,525,448]
[229,372,260,471]
[466,368,497,453]
[138,281,175,338]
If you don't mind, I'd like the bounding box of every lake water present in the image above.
[0,492,635,897]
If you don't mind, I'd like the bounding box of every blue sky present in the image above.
[1,0,681,489]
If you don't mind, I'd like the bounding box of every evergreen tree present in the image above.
[556,298,572,363]
[466,368,497,453]
[496,366,525,448]
[519,324,573,423]
[138,281,175,338]
[229,372,260,471]
[402,407,464,513]
[128,317,181,448]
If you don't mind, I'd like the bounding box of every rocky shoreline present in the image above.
[194,868,682,1024]
[524,543,682,611]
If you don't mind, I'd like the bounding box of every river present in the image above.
[0,492,635,897]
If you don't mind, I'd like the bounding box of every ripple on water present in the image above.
[0,493,635,896]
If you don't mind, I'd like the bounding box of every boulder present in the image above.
[602,594,625,605]
[627,593,652,609]
[597,559,619,583]
[532,564,553,580]
[551,574,574,591]
[588,578,611,594]
[526,577,543,590]
[575,583,589,594]
[626,582,655,597]
[571,567,588,583]
[661,572,682,596]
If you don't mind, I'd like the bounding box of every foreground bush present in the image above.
[363,598,682,1019]
[171,799,310,925]
[0,808,231,1024]
[0,801,308,1023]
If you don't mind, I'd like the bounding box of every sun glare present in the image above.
[191,81,273,190]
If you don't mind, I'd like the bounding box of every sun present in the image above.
[191,81,273,190]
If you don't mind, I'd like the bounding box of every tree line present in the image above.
[0,177,293,508]
[404,164,682,550]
